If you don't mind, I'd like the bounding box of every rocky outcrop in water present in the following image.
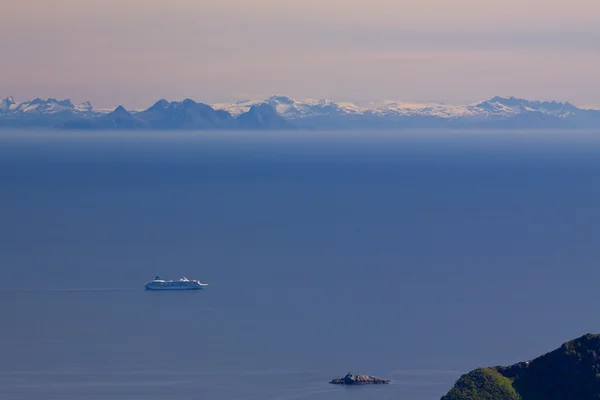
[329,373,391,385]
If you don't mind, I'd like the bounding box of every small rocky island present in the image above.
[330,373,391,385]
[442,333,600,400]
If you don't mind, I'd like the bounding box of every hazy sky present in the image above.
[1,0,600,108]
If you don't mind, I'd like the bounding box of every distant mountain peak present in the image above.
[236,103,292,129]
[266,95,294,105]
[0,96,17,111]
[25,97,73,106]
[483,96,527,106]
[490,95,517,102]
[483,96,572,108]
[1,96,16,104]
[75,101,93,112]
[48,98,73,107]
[111,105,129,114]
[181,98,197,107]
[149,99,170,110]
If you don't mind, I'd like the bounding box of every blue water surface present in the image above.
[1,130,600,400]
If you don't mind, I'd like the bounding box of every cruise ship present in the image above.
[144,276,208,290]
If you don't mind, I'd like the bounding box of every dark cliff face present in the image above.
[442,334,600,400]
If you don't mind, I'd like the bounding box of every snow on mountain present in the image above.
[2,95,600,129]
[364,100,481,118]
[213,96,365,119]
[213,95,597,122]
[3,95,592,121]
[74,101,94,114]
[212,99,262,117]
[0,97,97,116]
[474,96,582,119]
[0,97,17,113]
[213,96,500,120]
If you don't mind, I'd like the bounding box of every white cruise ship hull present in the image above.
[144,278,207,290]
[145,284,205,290]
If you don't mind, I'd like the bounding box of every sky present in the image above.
[1,0,600,109]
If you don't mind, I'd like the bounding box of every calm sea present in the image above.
[1,130,600,400]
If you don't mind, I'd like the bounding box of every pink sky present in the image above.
[1,0,599,108]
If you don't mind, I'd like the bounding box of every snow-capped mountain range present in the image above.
[213,96,592,120]
[1,95,600,130]
[212,95,600,129]
[0,96,95,116]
